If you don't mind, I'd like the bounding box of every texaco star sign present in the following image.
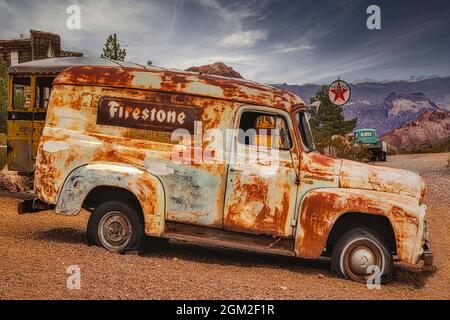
[328,79,351,106]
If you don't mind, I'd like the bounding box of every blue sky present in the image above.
[1,0,449,84]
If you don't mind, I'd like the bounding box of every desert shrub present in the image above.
[322,135,372,162]
[386,142,398,155]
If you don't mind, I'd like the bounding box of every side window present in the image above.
[238,111,292,150]
[36,77,55,110]
[12,77,32,110]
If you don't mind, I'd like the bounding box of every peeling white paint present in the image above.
[147,163,174,176]
[131,72,162,89]
[43,141,70,152]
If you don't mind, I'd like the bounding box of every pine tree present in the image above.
[101,33,126,61]
[309,85,357,151]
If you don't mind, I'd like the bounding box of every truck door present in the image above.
[223,107,299,238]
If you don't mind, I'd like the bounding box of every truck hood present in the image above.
[339,159,427,202]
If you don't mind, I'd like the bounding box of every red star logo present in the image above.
[330,82,348,102]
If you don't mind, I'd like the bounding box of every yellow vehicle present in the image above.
[6,57,139,172]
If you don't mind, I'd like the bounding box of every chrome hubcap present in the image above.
[349,246,377,276]
[98,211,132,251]
[341,237,384,282]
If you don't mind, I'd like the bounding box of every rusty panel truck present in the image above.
[19,64,432,283]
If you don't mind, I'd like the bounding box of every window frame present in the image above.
[294,111,315,153]
[234,105,296,152]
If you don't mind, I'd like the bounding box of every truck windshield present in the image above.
[295,112,315,152]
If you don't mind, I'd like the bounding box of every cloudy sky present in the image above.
[1,0,450,84]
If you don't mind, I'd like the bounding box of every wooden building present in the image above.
[0,30,83,67]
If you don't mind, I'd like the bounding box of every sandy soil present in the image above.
[0,153,449,299]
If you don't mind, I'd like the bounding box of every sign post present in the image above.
[328,78,351,130]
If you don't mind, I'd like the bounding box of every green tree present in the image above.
[0,56,7,133]
[309,85,357,152]
[101,33,127,61]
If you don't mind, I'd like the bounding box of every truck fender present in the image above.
[294,188,425,264]
[55,163,165,237]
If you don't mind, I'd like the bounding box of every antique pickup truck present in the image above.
[20,64,432,283]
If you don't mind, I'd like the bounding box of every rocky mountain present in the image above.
[185,62,243,79]
[343,92,440,135]
[382,110,450,152]
[275,77,450,135]
[274,76,450,107]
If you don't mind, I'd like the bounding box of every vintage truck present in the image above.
[354,128,387,162]
[19,64,432,283]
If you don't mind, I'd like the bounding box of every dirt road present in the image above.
[1,153,449,299]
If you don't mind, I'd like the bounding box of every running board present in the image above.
[162,222,295,257]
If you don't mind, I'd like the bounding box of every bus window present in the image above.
[13,77,32,110]
[36,77,55,110]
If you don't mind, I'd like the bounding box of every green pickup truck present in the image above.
[354,128,387,162]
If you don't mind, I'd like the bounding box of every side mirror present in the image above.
[307,101,321,116]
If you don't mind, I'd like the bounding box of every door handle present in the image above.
[230,167,243,173]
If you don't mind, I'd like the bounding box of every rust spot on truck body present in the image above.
[54,66,303,112]
[295,188,424,263]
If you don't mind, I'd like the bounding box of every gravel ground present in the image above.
[0,153,449,300]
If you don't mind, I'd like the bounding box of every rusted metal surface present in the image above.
[294,152,427,263]
[340,159,427,202]
[55,163,165,236]
[33,64,429,268]
[223,146,298,237]
[294,188,426,264]
[164,222,294,256]
[35,80,238,230]
[53,65,304,111]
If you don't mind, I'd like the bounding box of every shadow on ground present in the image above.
[393,262,437,288]
[34,227,437,287]
[34,227,86,244]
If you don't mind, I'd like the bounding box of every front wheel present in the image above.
[87,201,143,252]
[331,228,393,283]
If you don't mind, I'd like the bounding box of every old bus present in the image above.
[6,57,142,172]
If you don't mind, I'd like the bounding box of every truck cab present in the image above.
[22,65,432,283]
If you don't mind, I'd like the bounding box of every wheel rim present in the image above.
[341,238,384,283]
[98,211,132,251]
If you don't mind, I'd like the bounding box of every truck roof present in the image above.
[354,128,377,133]
[7,57,139,75]
[53,64,306,111]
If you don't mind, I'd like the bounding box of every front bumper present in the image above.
[422,240,433,266]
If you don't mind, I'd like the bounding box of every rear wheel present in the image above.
[371,150,380,162]
[331,228,393,283]
[87,200,143,252]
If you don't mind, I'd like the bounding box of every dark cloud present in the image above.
[1,0,449,84]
